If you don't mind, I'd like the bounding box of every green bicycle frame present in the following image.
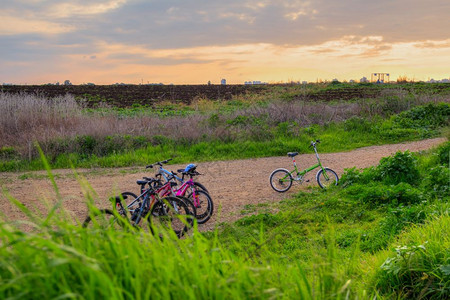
[281,145,330,182]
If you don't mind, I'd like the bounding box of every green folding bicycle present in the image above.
[269,140,339,192]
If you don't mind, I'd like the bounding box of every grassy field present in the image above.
[0,83,449,298]
[1,83,449,171]
[1,142,448,299]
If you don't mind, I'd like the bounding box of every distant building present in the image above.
[63,80,72,85]
[427,78,450,83]
[221,79,226,85]
[244,80,266,85]
[302,81,308,85]
[371,73,390,83]
[360,77,369,83]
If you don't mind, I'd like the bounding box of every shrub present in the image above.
[392,102,450,130]
[422,166,450,199]
[377,150,420,186]
[437,141,450,166]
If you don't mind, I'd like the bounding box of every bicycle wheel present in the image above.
[193,181,209,194]
[82,209,122,229]
[120,192,139,216]
[176,196,197,219]
[187,190,213,224]
[316,168,339,189]
[148,196,193,238]
[269,169,293,192]
[183,181,209,197]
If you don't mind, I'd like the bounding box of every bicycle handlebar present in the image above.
[145,158,173,169]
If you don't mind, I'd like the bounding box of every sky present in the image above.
[1,0,449,85]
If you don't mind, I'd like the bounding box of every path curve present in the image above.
[0,138,446,231]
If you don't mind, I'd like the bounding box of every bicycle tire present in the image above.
[82,209,123,229]
[193,181,209,194]
[119,191,140,216]
[316,168,339,189]
[187,190,213,224]
[148,196,193,238]
[269,168,293,192]
[176,196,197,219]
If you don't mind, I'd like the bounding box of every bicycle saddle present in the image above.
[287,152,298,157]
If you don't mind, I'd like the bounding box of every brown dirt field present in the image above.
[0,138,446,231]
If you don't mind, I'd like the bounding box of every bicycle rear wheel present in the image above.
[148,196,193,238]
[269,169,293,192]
[82,209,123,229]
[120,192,139,217]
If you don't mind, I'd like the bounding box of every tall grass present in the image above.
[0,90,448,170]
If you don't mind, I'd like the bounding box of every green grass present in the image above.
[1,143,449,299]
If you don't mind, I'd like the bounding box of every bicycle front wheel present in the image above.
[148,196,193,238]
[269,169,293,192]
[316,168,339,189]
[187,190,213,224]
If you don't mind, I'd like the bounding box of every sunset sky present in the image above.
[1,0,449,85]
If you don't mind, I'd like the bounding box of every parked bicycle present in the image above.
[143,160,213,224]
[83,178,194,238]
[269,140,339,192]
[146,159,209,194]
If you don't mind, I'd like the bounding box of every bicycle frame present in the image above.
[153,164,202,207]
[158,165,184,183]
[284,144,330,181]
[117,185,164,226]
[157,175,200,207]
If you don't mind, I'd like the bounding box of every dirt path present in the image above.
[0,138,446,231]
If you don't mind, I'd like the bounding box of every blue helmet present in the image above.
[184,163,196,173]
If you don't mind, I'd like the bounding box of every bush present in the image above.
[340,166,377,187]
[423,166,450,199]
[377,150,420,186]
[341,151,422,187]
[392,102,450,130]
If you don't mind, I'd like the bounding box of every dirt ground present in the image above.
[0,138,446,231]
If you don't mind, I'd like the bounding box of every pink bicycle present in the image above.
[126,162,214,224]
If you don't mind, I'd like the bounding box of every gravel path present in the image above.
[0,138,446,231]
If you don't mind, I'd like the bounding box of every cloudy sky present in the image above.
[1,0,449,84]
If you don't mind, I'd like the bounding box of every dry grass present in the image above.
[1,91,447,160]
